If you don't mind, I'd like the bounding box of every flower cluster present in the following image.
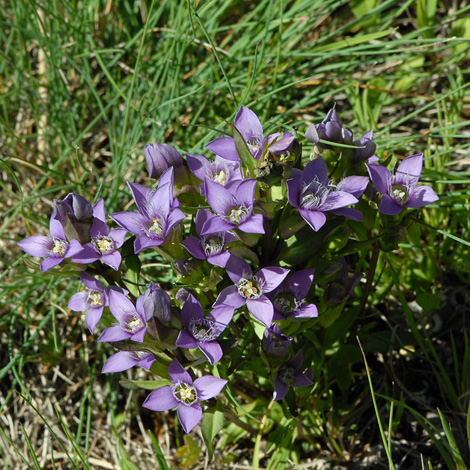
[18,106,439,437]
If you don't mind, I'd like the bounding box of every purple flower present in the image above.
[214,256,289,327]
[262,323,292,358]
[18,217,83,272]
[142,281,172,324]
[287,158,359,231]
[202,179,265,235]
[142,358,227,433]
[68,272,128,332]
[181,209,237,268]
[176,294,233,365]
[366,153,439,216]
[98,290,153,343]
[268,269,318,320]
[52,193,94,245]
[72,200,127,270]
[331,175,370,222]
[186,154,243,196]
[111,167,186,254]
[144,142,185,182]
[206,106,295,162]
[273,351,313,401]
[102,350,156,373]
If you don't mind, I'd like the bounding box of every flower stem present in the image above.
[252,399,274,470]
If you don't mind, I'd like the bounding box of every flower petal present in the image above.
[40,256,63,272]
[168,358,193,385]
[298,209,326,232]
[226,255,252,284]
[194,376,228,401]
[206,137,239,161]
[213,286,245,309]
[178,403,203,433]
[198,341,223,365]
[237,213,265,234]
[98,326,131,343]
[85,306,104,332]
[111,211,146,235]
[302,157,328,186]
[247,296,273,327]
[142,386,179,411]
[366,164,391,195]
[68,292,89,312]
[101,251,122,271]
[176,330,198,349]
[102,351,138,373]
[406,185,439,208]
[257,267,290,293]
[18,236,52,257]
[205,180,235,216]
[378,194,403,215]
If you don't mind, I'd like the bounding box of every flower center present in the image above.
[213,170,227,186]
[94,235,114,254]
[279,366,295,385]
[172,381,198,405]
[51,239,66,256]
[300,177,334,210]
[237,277,262,299]
[228,205,249,224]
[391,184,408,204]
[87,290,103,307]
[125,316,143,332]
[147,217,163,237]
[246,136,262,155]
[203,235,223,256]
[273,293,298,316]
[189,317,217,342]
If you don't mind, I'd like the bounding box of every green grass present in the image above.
[1,0,470,468]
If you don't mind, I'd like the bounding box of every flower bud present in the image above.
[144,142,184,181]
[52,193,93,244]
[262,323,292,359]
[142,282,171,324]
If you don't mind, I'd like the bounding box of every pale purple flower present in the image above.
[142,281,172,324]
[268,269,318,320]
[68,271,128,332]
[18,217,83,272]
[145,142,185,182]
[286,158,358,231]
[102,350,156,373]
[72,200,126,270]
[186,154,243,196]
[262,323,292,358]
[214,256,289,327]
[176,294,233,365]
[202,179,265,235]
[111,167,186,254]
[206,106,294,162]
[181,209,237,268]
[52,193,94,244]
[331,175,370,222]
[142,358,227,433]
[98,290,153,343]
[273,350,313,401]
[366,153,439,216]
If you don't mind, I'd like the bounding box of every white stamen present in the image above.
[51,239,67,256]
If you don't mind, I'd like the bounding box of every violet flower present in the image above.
[366,153,439,216]
[206,106,294,162]
[273,350,313,401]
[18,217,83,272]
[98,290,153,343]
[52,193,94,245]
[142,281,172,324]
[111,167,186,254]
[142,358,227,433]
[262,323,292,358]
[181,209,237,268]
[176,294,233,365]
[102,350,156,373]
[68,272,127,333]
[72,200,127,270]
[268,269,318,320]
[202,179,265,235]
[186,154,243,196]
[286,157,359,231]
[145,142,186,183]
[214,256,289,327]
[331,175,370,222]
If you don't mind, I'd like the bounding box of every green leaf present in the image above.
[148,430,175,470]
[175,435,201,468]
[416,293,441,313]
[313,29,395,53]
[202,401,224,460]
[124,254,141,297]
[232,123,257,177]
[119,378,172,391]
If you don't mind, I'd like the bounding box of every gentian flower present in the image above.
[176,294,233,365]
[202,179,265,235]
[111,167,186,254]
[186,154,243,196]
[331,175,370,222]
[142,358,227,433]
[268,269,318,320]
[214,256,289,327]
[52,193,94,244]
[68,272,127,333]
[273,351,313,401]
[144,142,186,183]
[262,323,292,358]
[286,157,358,231]
[181,209,237,268]
[102,350,156,373]
[18,217,83,272]
[206,106,294,162]
[98,290,153,343]
[366,153,439,215]
[142,281,172,324]
[72,200,127,270]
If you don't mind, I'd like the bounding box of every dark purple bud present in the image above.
[325,260,362,306]
[143,282,172,324]
[176,288,198,306]
[145,142,184,180]
[262,323,292,358]
[53,193,94,244]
